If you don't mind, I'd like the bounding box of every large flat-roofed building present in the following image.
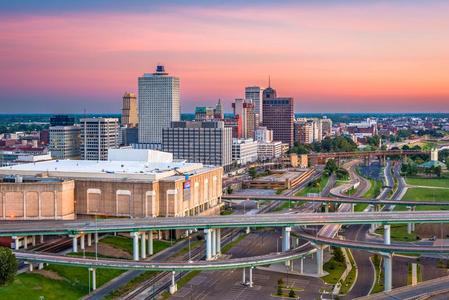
[162,121,232,169]
[0,176,75,221]
[232,139,258,165]
[0,149,223,219]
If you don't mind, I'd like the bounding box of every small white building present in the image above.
[255,126,273,143]
[232,139,258,165]
[257,141,282,161]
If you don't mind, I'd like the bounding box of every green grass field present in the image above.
[0,264,124,300]
[364,180,382,199]
[395,187,449,211]
[296,176,329,197]
[322,257,346,285]
[405,177,449,188]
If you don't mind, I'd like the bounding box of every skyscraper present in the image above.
[138,65,180,145]
[262,86,294,146]
[121,92,138,127]
[232,99,255,139]
[80,118,119,160]
[245,86,263,124]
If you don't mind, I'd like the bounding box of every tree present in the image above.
[226,186,233,194]
[277,284,283,296]
[435,166,442,178]
[325,159,338,174]
[333,247,345,263]
[0,247,18,286]
[288,289,296,298]
[248,167,257,179]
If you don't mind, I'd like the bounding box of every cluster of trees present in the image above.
[0,123,48,134]
[0,247,17,286]
[401,162,443,177]
[387,129,446,143]
[276,278,296,298]
[289,135,358,155]
[324,159,349,180]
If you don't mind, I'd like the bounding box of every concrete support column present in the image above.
[148,231,154,256]
[300,257,304,274]
[324,203,329,213]
[246,227,250,234]
[132,232,140,261]
[216,228,221,256]
[211,229,216,257]
[28,263,34,272]
[13,237,19,250]
[282,227,291,251]
[384,254,392,292]
[411,207,416,232]
[205,229,212,261]
[72,235,78,253]
[32,236,36,246]
[384,225,391,245]
[23,236,28,249]
[411,263,418,286]
[38,263,44,270]
[242,268,246,284]
[87,233,92,247]
[316,246,324,276]
[351,203,354,213]
[40,235,44,244]
[249,267,254,287]
[90,268,96,291]
[169,271,177,294]
[141,232,147,259]
[80,234,85,250]
[94,232,99,244]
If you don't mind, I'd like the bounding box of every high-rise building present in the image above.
[162,121,232,169]
[80,118,119,160]
[296,120,314,144]
[245,86,263,124]
[49,125,80,159]
[232,99,255,139]
[138,65,180,145]
[49,114,80,159]
[321,118,333,137]
[214,99,224,120]
[262,86,294,146]
[122,92,138,127]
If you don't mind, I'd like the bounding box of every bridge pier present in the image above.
[249,267,254,287]
[211,229,217,257]
[169,271,177,294]
[80,234,85,251]
[141,232,147,259]
[71,235,79,253]
[411,263,418,286]
[300,257,304,274]
[148,231,154,256]
[323,202,329,213]
[282,227,291,266]
[87,233,92,247]
[216,228,221,256]
[132,232,140,261]
[242,268,246,285]
[383,224,392,292]
[90,268,97,291]
[246,227,250,234]
[94,232,99,244]
[316,246,324,276]
[205,228,212,260]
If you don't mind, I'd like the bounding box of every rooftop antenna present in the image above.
[268,75,271,88]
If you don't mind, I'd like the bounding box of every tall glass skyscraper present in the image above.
[138,65,180,145]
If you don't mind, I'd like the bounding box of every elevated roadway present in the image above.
[222,194,449,208]
[5,211,449,237]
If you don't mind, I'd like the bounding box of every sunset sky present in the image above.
[1,1,448,113]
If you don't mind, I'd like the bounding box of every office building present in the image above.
[121,92,138,127]
[0,149,223,220]
[262,85,294,146]
[50,115,75,127]
[296,120,314,144]
[162,121,232,169]
[80,118,119,160]
[257,141,282,161]
[138,65,180,145]
[214,99,224,120]
[255,126,273,143]
[245,86,263,124]
[195,107,215,121]
[49,125,80,159]
[232,98,255,139]
[321,118,333,137]
[232,139,258,165]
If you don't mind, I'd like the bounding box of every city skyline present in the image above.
[1,1,449,113]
